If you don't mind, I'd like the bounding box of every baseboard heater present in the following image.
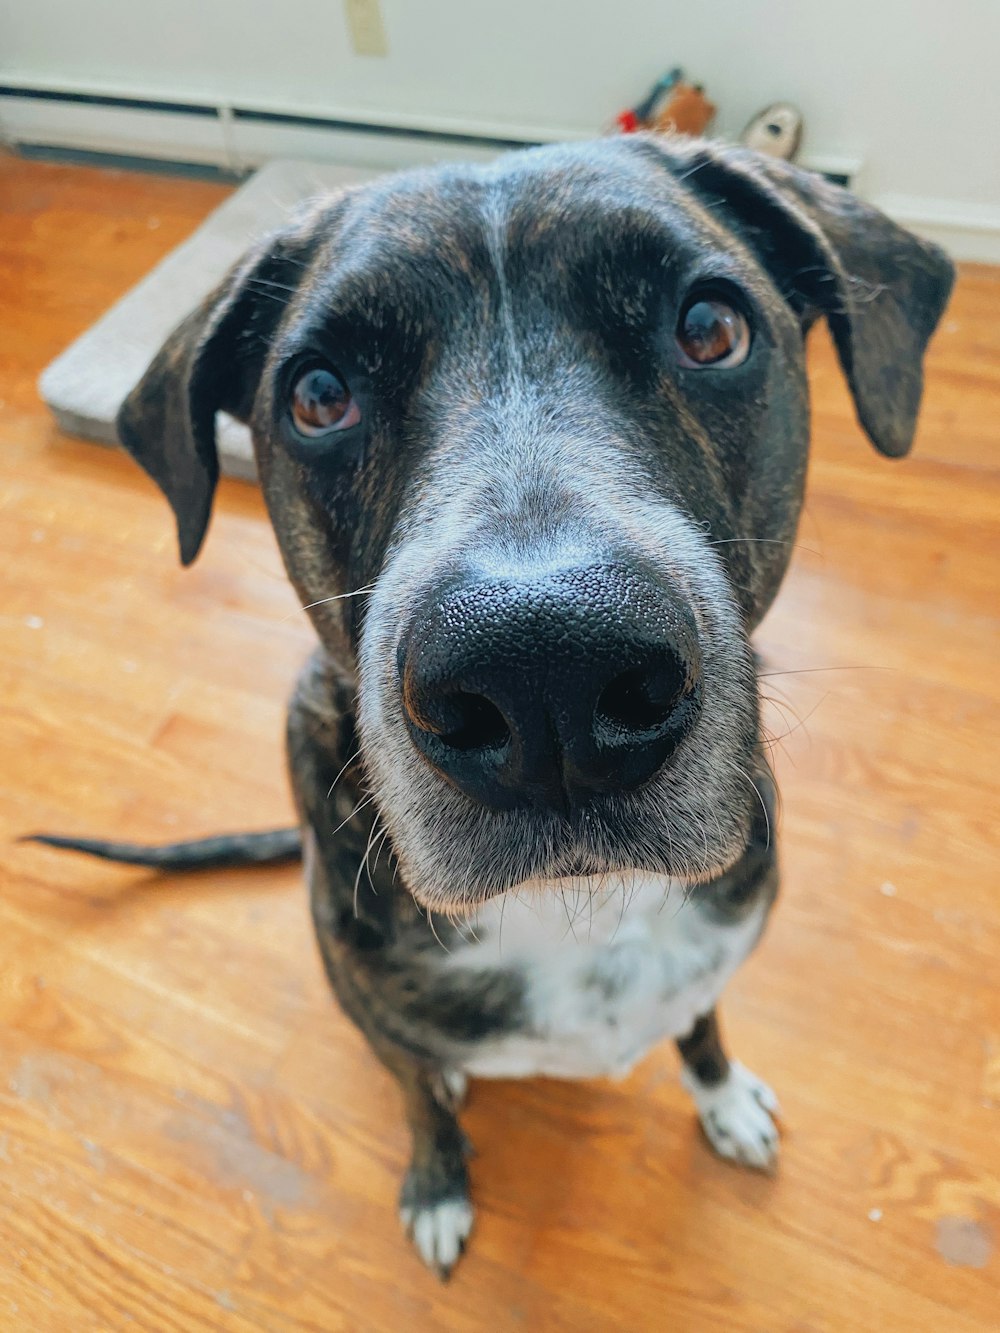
[0,84,545,179]
[0,83,859,186]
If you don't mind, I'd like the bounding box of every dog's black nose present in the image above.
[398,564,702,812]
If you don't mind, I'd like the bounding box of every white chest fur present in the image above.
[449,875,764,1081]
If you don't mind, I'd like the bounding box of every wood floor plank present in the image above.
[1,150,997,1330]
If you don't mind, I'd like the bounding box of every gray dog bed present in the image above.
[40,159,381,479]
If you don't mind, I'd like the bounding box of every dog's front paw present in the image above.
[682,1060,781,1172]
[399,1192,474,1279]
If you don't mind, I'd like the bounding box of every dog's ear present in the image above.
[116,215,327,565]
[649,139,955,458]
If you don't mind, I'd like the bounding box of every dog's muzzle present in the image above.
[397,562,702,813]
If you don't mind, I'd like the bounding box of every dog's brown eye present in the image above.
[290,365,361,436]
[675,295,751,368]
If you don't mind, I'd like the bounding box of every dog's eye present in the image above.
[290,364,361,436]
[675,295,751,368]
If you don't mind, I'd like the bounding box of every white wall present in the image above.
[3,0,999,256]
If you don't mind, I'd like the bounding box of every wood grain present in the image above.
[0,151,997,1332]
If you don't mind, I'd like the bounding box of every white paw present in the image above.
[682,1061,781,1172]
[400,1197,474,1277]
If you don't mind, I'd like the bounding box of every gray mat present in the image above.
[40,159,382,480]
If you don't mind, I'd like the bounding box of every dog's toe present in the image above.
[682,1060,781,1172]
[430,1067,469,1112]
[400,1196,474,1278]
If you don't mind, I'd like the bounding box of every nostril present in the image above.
[440,693,510,751]
[595,660,693,737]
[428,692,511,752]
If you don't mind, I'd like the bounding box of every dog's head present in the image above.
[118,137,952,911]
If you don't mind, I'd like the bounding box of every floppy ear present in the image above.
[647,138,955,458]
[116,218,324,564]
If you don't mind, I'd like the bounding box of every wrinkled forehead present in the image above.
[281,144,746,343]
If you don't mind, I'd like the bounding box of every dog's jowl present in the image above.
[53,136,954,1276]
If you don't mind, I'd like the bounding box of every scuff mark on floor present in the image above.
[935,1215,994,1269]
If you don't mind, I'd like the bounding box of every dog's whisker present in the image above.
[757,664,888,678]
[570,878,591,931]
[368,825,391,889]
[690,810,712,883]
[732,765,771,852]
[328,793,375,840]
[425,907,452,954]
[765,691,829,745]
[708,536,821,557]
[353,816,383,918]
[758,722,795,774]
[558,887,579,944]
[285,584,377,623]
[244,276,301,297]
[497,888,510,958]
[301,584,377,611]
[326,748,363,800]
[759,679,821,744]
[609,871,631,943]
[759,695,803,757]
[760,723,799,774]
[759,686,800,723]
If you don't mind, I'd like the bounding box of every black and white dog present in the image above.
[38,136,953,1276]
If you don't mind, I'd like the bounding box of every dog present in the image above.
[36,135,953,1277]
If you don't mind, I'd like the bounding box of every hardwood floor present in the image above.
[0,151,997,1332]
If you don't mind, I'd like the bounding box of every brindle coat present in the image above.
[44,136,952,1277]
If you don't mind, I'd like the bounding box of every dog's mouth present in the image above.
[395,788,755,917]
[433,865,700,926]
